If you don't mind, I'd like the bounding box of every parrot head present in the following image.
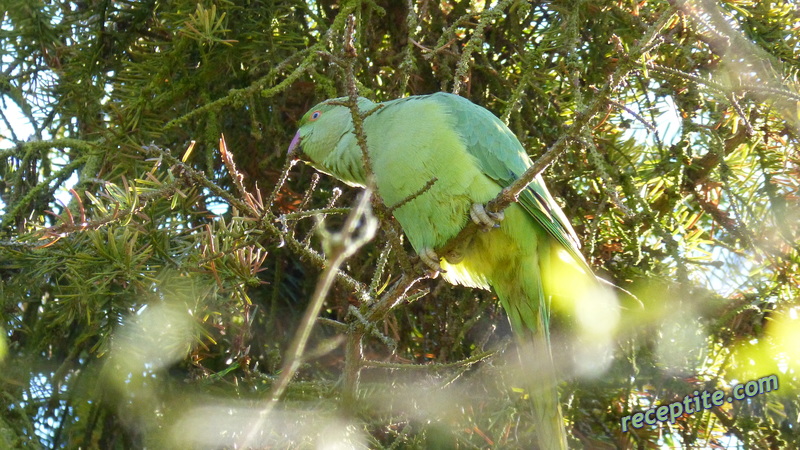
[289,98,347,160]
[288,96,376,186]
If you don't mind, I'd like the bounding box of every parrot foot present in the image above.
[470,203,504,231]
[419,247,443,277]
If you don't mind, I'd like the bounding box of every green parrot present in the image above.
[289,92,610,449]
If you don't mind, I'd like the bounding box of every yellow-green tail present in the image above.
[495,280,568,449]
[517,314,568,450]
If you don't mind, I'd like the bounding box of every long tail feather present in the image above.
[495,273,568,449]
[517,312,568,450]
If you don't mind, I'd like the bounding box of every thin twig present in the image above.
[387,177,438,214]
[302,188,342,245]
[342,15,378,192]
[281,206,350,222]
[266,153,300,213]
[362,349,496,370]
[452,0,514,95]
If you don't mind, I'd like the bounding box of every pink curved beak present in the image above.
[287,130,301,156]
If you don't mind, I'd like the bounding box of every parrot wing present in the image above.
[432,93,591,273]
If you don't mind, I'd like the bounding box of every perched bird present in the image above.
[289,92,614,449]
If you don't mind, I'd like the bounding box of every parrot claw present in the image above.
[470,203,504,231]
[419,247,443,276]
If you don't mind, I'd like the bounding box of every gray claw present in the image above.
[470,203,504,231]
[419,247,443,276]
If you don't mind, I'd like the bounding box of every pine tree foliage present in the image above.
[1,0,798,448]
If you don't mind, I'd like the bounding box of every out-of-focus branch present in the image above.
[240,189,376,447]
[267,190,376,402]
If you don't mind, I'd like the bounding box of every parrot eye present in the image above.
[309,110,322,121]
